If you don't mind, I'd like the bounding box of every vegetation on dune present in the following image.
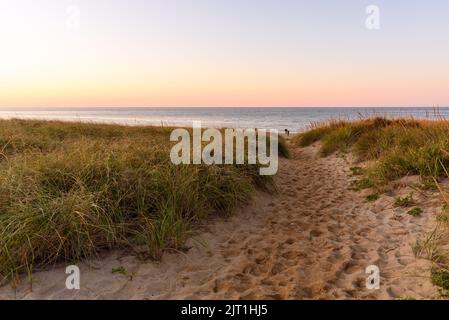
[432,269,449,291]
[0,119,285,282]
[277,135,290,159]
[365,194,379,202]
[394,193,416,207]
[294,117,449,188]
[295,116,449,294]
[407,207,423,217]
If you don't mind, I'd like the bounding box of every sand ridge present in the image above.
[0,140,440,299]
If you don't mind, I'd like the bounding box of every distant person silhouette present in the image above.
[284,129,290,136]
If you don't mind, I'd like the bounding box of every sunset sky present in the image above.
[1,0,448,108]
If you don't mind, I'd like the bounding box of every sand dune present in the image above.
[0,140,440,299]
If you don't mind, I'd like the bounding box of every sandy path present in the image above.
[0,142,440,299]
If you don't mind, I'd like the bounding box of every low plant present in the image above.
[366,194,379,202]
[407,207,423,217]
[350,167,364,176]
[394,193,416,207]
[431,269,449,290]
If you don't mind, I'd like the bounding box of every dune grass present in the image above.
[294,117,449,188]
[295,116,449,294]
[0,119,284,282]
[278,135,290,159]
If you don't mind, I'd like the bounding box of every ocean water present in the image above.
[0,107,447,133]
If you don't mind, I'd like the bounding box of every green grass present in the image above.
[437,205,449,222]
[394,193,416,207]
[407,207,423,217]
[278,135,290,159]
[349,178,375,191]
[0,119,284,282]
[350,167,364,176]
[112,266,128,276]
[432,269,449,290]
[293,125,334,147]
[366,194,379,202]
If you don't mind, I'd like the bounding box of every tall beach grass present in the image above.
[0,119,284,282]
[293,117,449,188]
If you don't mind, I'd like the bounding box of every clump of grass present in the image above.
[349,178,375,191]
[293,127,331,147]
[437,205,449,223]
[320,125,362,156]
[278,135,290,159]
[419,177,438,191]
[112,267,128,276]
[295,117,449,188]
[366,194,379,202]
[437,213,449,223]
[0,119,278,282]
[350,167,364,176]
[431,269,449,290]
[407,207,423,217]
[394,193,416,207]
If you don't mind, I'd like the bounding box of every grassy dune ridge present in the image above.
[294,117,449,188]
[0,119,286,282]
[294,116,449,292]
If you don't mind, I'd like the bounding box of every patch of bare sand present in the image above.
[0,142,441,299]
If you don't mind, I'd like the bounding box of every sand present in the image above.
[0,140,441,299]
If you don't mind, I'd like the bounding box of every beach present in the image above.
[0,133,441,299]
[3,0,449,307]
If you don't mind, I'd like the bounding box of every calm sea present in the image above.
[0,107,447,133]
